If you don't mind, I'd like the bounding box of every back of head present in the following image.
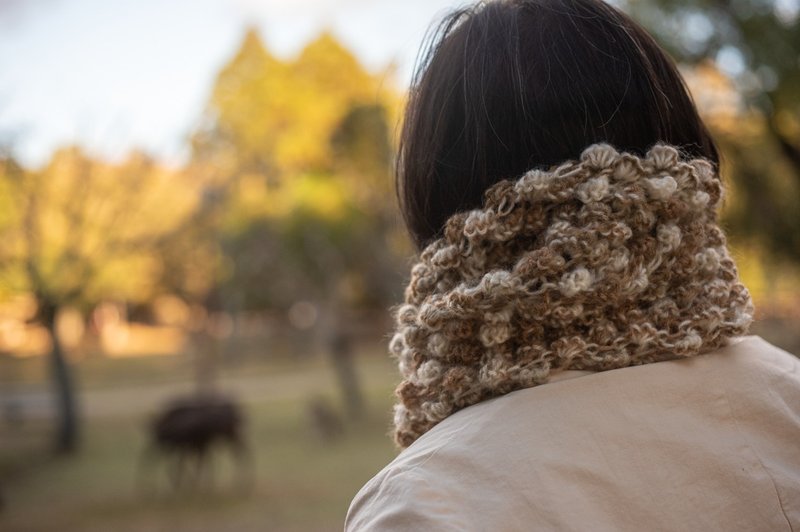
[398,0,718,250]
[389,0,752,449]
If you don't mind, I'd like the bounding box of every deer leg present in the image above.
[229,435,254,493]
[194,448,211,491]
[169,451,187,491]
[135,443,161,497]
[205,447,216,491]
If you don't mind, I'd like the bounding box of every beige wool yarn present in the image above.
[390,143,754,448]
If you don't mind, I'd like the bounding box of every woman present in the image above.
[346,0,800,530]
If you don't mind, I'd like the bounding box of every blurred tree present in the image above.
[190,28,405,309]
[285,32,385,174]
[0,148,197,453]
[192,28,398,180]
[191,28,288,182]
[624,0,800,262]
[332,103,396,212]
[188,28,406,419]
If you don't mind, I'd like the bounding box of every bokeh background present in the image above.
[0,0,798,530]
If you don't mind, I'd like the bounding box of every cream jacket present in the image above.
[346,336,800,531]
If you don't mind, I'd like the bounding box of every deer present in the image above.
[138,393,252,494]
[307,395,345,444]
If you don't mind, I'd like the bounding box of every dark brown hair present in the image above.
[397,0,719,250]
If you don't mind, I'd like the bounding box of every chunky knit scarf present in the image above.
[389,143,754,448]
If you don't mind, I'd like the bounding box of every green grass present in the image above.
[0,348,400,532]
[2,321,798,531]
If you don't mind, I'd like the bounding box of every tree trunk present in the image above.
[329,329,364,422]
[42,302,80,454]
[322,304,364,422]
[766,114,800,180]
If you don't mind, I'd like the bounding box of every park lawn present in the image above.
[0,349,400,532]
[3,319,798,531]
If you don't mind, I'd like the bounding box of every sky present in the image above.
[0,0,463,168]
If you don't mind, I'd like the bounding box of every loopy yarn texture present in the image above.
[390,143,754,448]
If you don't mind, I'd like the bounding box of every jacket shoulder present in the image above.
[714,335,800,389]
[345,461,465,532]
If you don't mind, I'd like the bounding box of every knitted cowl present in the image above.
[389,143,754,448]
